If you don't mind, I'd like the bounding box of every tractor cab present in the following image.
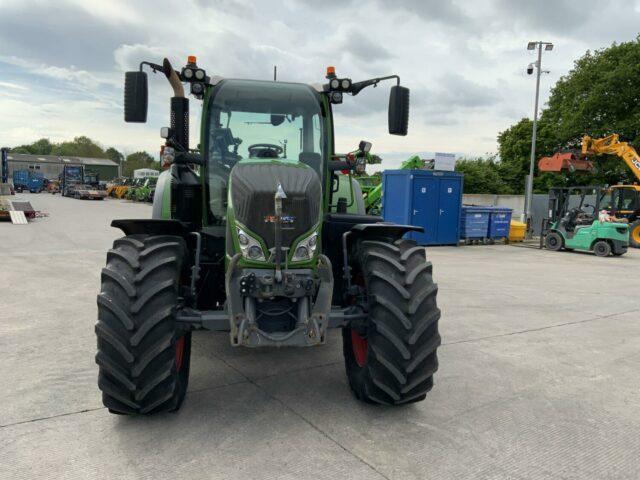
[204,79,326,223]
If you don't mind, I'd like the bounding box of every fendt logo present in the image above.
[264,214,296,225]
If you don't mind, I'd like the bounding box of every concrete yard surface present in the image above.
[1,193,639,479]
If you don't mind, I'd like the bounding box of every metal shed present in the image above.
[6,153,119,181]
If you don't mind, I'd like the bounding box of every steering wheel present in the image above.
[248,143,283,158]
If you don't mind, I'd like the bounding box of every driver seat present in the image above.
[299,152,321,178]
[211,128,236,157]
[559,208,580,233]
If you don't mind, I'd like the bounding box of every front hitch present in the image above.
[225,254,334,347]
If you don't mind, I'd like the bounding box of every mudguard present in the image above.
[152,169,172,219]
[349,222,423,239]
[111,219,192,237]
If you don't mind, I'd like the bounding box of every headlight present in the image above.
[191,82,204,95]
[291,232,318,262]
[183,68,194,79]
[236,227,266,261]
[195,69,205,80]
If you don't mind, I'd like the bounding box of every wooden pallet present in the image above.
[9,210,28,224]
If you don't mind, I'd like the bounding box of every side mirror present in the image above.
[124,71,148,122]
[388,85,409,135]
[358,140,372,154]
[271,114,285,126]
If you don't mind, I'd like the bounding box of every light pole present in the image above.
[524,41,553,234]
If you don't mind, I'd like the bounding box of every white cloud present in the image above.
[0,81,27,91]
[0,0,639,161]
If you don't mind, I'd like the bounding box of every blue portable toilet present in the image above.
[382,170,463,245]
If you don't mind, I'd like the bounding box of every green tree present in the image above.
[11,138,53,155]
[105,147,124,164]
[498,37,640,193]
[51,136,107,158]
[123,151,160,177]
[496,118,539,194]
[455,157,509,194]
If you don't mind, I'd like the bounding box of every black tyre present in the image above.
[343,239,441,405]
[96,234,191,415]
[545,231,563,251]
[593,240,611,257]
[629,221,640,248]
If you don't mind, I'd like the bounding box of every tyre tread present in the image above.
[343,238,441,405]
[95,234,189,415]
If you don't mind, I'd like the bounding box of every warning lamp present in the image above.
[326,66,336,79]
[188,55,197,64]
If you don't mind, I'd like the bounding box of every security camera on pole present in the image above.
[524,41,553,235]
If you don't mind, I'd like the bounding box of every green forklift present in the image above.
[94,57,441,415]
[543,186,629,257]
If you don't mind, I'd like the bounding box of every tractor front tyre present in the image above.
[629,221,640,248]
[343,239,441,405]
[593,240,611,257]
[545,232,563,251]
[95,234,191,415]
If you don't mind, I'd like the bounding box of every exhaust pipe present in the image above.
[163,58,184,97]
[162,58,189,151]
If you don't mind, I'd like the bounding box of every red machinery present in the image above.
[538,151,594,173]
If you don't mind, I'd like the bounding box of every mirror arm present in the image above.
[329,161,351,171]
[139,61,165,74]
[174,151,204,166]
[350,75,400,96]
[137,59,185,97]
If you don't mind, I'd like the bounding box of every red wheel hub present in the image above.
[175,336,185,372]
[351,330,368,367]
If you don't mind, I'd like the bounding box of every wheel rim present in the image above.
[175,336,185,372]
[548,235,559,248]
[351,330,368,368]
[632,225,640,244]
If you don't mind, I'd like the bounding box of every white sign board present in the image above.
[434,152,456,171]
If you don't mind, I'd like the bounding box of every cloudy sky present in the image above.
[1,0,639,168]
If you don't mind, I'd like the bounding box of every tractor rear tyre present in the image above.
[593,240,611,257]
[343,239,441,405]
[545,232,563,251]
[629,221,640,248]
[96,234,191,415]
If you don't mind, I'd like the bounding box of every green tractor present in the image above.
[543,186,629,257]
[95,57,441,415]
[132,177,157,202]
